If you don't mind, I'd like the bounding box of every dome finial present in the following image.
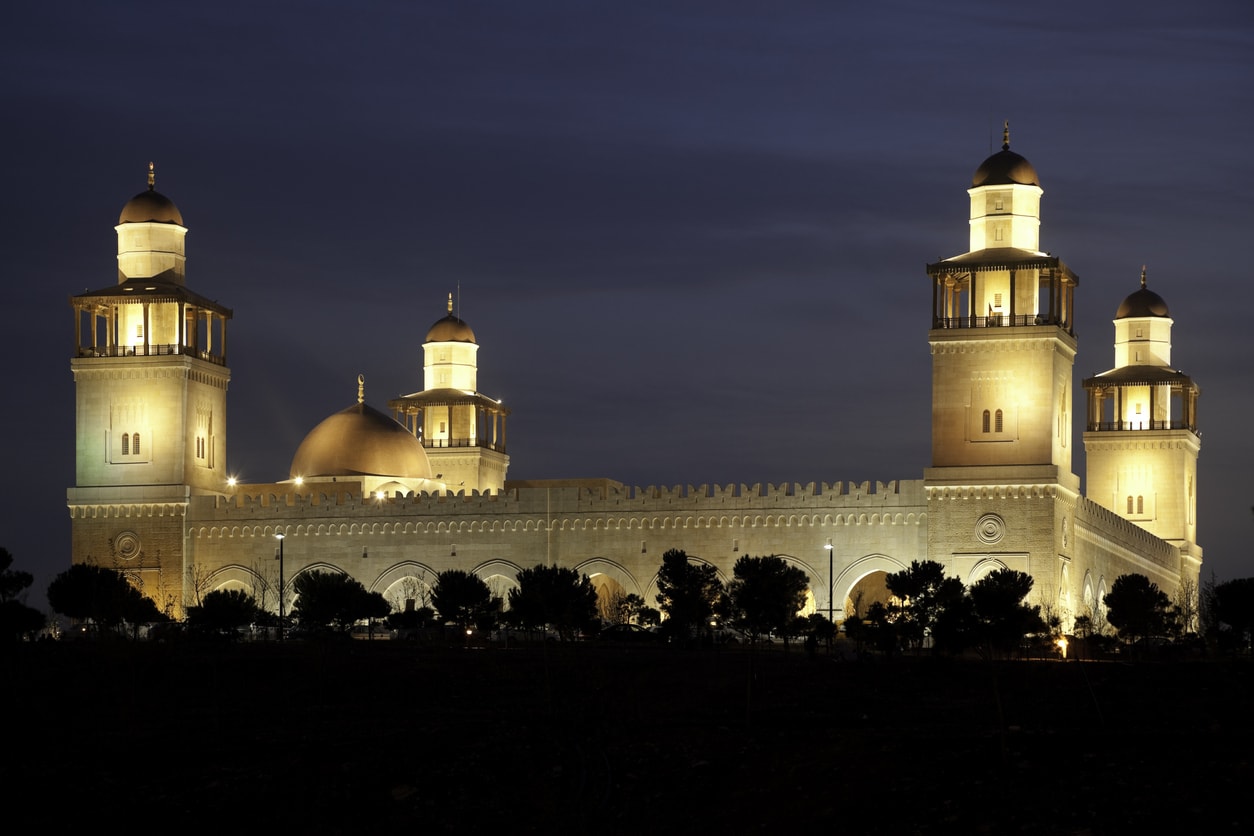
[1002,120,1010,152]
[447,292,453,315]
[357,373,365,404]
[147,161,155,191]
[1140,264,1147,289]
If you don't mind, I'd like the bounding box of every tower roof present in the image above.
[118,163,184,225]
[971,123,1040,187]
[425,293,476,343]
[1116,267,1170,318]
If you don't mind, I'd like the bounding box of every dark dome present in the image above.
[425,313,476,343]
[119,189,184,225]
[1116,287,1170,319]
[290,402,432,480]
[972,149,1040,188]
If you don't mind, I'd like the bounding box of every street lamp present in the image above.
[275,532,285,641]
[824,542,835,623]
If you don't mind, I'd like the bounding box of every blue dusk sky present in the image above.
[2,0,1251,603]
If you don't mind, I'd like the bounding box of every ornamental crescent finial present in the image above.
[447,292,453,315]
[1141,264,1147,288]
[1002,120,1010,152]
[357,373,365,404]
[147,161,155,191]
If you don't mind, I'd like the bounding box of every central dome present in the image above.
[290,402,432,480]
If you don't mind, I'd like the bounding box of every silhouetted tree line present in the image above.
[27,540,1254,658]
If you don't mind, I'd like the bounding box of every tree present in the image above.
[47,563,165,632]
[968,569,1047,657]
[655,549,723,644]
[1212,577,1254,653]
[1172,576,1200,636]
[186,588,259,637]
[885,560,965,652]
[1104,573,1173,647]
[507,565,599,640]
[291,570,389,632]
[432,569,502,632]
[0,548,45,641]
[724,555,809,644]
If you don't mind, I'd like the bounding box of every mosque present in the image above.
[66,137,1202,627]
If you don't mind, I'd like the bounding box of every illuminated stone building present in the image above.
[67,141,1201,625]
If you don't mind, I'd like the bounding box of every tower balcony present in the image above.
[421,437,507,453]
[1085,419,1198,433]
[931,312,1067,330]
[74,342,227,366]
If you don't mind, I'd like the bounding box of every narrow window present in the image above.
[1127,496,1134,514]
[122,433,129,455]
[133,433,141,455]
[982,410,991,433]
[995,409,1004,433]
[1137,496,1144,514]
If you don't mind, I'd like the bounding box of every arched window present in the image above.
[121,433,129,455]
[1136,496,1144,514]
[1126,496,1134,514]
[994,409,1004,433]
[982,410,991,433]
[133,433,141,455]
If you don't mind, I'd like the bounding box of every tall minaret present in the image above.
[67,166,232,615]
[1083,269,1201,564]
[926,125,1080,482]
[390,294,510,493]
[924,126,1080,594]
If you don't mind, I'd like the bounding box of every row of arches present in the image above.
[200,552,1027,625]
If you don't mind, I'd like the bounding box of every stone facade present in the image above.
[68,145,1203,626]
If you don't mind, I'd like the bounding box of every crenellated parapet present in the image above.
[1074,495,1179,571]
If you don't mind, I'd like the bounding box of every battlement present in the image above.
[1074,495,1179,571]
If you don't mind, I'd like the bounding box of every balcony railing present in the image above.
[421,438,506,453]
[933,314,1061,329]
[75,344,227,366]
[1086,420,1196,432]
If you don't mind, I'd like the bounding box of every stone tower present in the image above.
[390,295,510,492]
[67,166,232,615]
[924,127,1080,595]
[1082,270,1202,575]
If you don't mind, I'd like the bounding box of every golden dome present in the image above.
[290,402,432,480]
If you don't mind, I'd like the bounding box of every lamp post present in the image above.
[275,532,285,641]
[824,542,834,622]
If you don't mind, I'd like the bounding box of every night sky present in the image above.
[4,1,1252,605]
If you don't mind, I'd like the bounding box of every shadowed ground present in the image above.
[5,642,1250,834]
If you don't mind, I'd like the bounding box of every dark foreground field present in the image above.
[4,642,1251,834]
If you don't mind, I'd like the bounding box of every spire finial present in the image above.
[1002,120,1010,152]
[447,292,453,315]
[1140,264,1147,289]
[357,373,365,404]
[147,161,155,191]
